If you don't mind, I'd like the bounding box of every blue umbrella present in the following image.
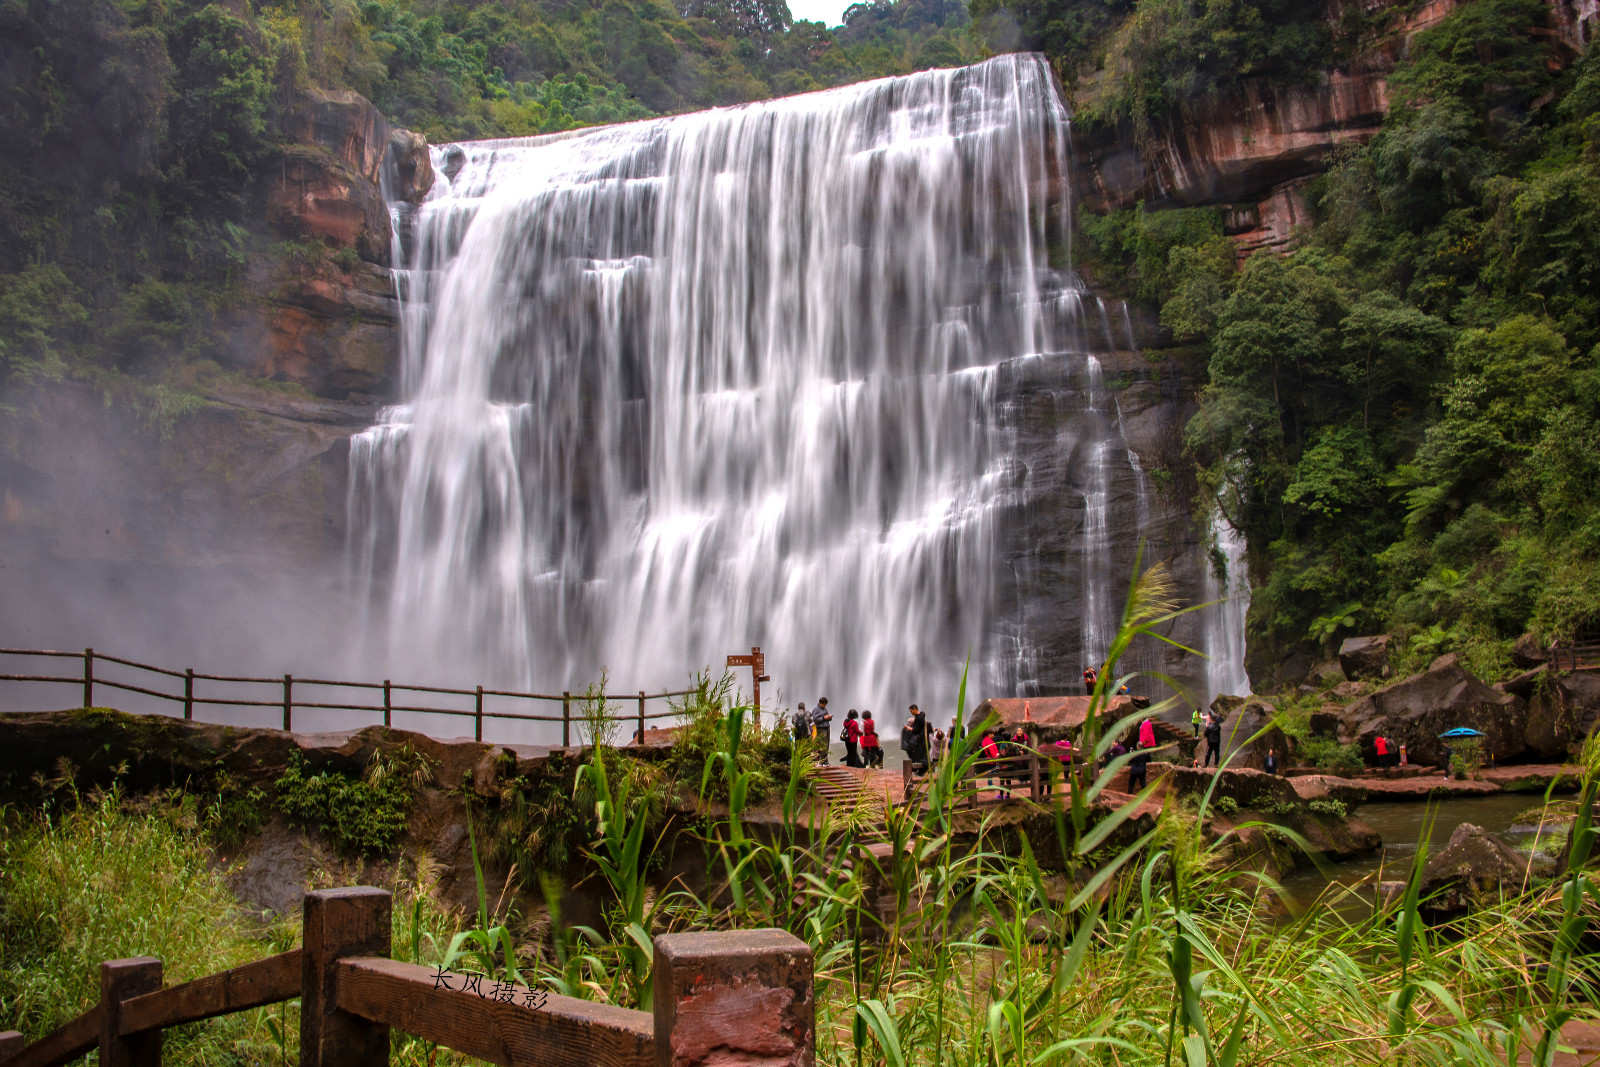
[1438,727,1486,738]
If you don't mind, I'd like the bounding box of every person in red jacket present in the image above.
[842,710,862,767]
[861,713,881,768]
[1375,735,1389,770]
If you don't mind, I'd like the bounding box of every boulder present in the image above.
[1216,697,1291,770]
[385,129,434,203]
[1289,775,1368,808]
[1166,765,1299,809]
[263,144,391,265]
[1310,660,1346,687]
[1209,693,1248,717]
[1308,705,1343,737]
[1339,635,1391,680]
[1418,822,1538,912]
[1337,655,1528,767]
[1522,670,1600,761]
[1512,632,1550,670]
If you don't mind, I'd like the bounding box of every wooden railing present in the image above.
[0,648,700,745]
[0,887,814,1067]
[1552,639,1600,672]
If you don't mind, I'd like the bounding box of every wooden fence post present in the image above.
[83,648,94,708]
[637,691,645,745]
[283,675,293,732]
[475,686,484,742]
[183,670,194,721]
[562,691,571,747]
[653,929,814,1067]
[301,887,391,1067]
[383,681,391,728]
[1029,752,1041,800]
[101,957,162,1067]
[1,1030,26,1062]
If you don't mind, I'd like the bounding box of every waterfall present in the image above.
[1202,509,1252,702]
[349,55,1180,736]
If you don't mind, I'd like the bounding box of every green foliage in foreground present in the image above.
[1082,19,1600,674]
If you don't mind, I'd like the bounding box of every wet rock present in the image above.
[1298,810,1382,862]
[1418,822,1539,912]
[1339,635,1392,680]
[385,128,434,203]
[1289,774,1367,807]
[1337,655,1528,767]
[1512,632,1551,670]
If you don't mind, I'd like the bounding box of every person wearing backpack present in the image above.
[793,703,811,745]
[1082,666,1098,695]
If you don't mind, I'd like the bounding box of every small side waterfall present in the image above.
[1202,510,1252,701]
[348,55,1241,735]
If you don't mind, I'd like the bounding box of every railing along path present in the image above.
[0,647,778,744]
[0,887,814,1067]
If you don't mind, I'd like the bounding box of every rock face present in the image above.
[1289,774,1368,807]
[1338,654,1528,767]
[228,89,435,400]
[1518,668,1600,761]
[1512,632,1550,669]
[1339,635,1391,680]
[1213,696,1292,769]
[1072,0,1597,257]
[386,129,435,203]
[1419,822,1539,912]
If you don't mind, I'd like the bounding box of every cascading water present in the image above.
[349,54,1221,738]
[1202,510,1252,700]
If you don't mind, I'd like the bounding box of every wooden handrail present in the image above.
[0,889,813,1067]
[334,957,653,1067]
[118,950,302,1036]
[0,1005,99,1067]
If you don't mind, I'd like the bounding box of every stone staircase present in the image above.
[810,765,893,819]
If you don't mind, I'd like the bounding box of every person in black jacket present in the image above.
[1202,714,1223,769]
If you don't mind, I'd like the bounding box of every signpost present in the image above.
[725,646,770,724]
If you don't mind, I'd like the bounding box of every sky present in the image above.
[788,0,851,29]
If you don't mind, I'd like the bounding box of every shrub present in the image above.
[275,745,434,856]
[1308,797,1349,819]
[1301,736,1364,774]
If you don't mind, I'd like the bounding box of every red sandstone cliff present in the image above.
[1072,0,1598,253]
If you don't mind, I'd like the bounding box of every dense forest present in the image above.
[1,0,1597,676]
[1074,0,1600,677]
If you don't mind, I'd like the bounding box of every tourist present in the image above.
[1203,714,1222,769]
[1374,735,1389,770]
[1052,736,1074,793]
[1191,706,1202,737]
[1138,717,1156,750]
[931,728,947,765]
[843,709,862,767]
[1083,666,1098,695]
[812,699,833,765]
[1127,744,1150,792]
[793,703,811,744]
[861,713,882,769]
[980,729,1002,790]
[903,704,929,772]
[1264,747,1279,775]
